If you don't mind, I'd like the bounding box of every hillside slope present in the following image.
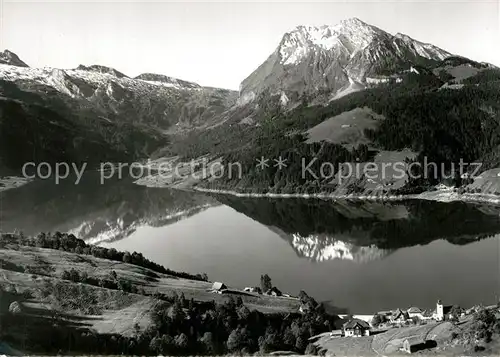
[0,232,347,356]
[0,51,237,171]
[172,58,500,196]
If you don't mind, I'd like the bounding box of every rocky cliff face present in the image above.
[239,18,452,103]
[0,50,29,67]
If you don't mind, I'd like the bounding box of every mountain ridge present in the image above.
[0,51,238,170]
[239,17,452,103]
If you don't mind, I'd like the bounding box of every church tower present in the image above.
[436,299,444,321]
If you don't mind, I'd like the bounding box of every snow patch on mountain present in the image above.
[279,18,382,66]
[237,91,256,106]
[76,64,128,78]
[331,77,365,101]
[280,91,289,106]
[135,73,201,90]
[0,64,203,97]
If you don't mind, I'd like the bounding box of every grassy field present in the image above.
[372,322,455,354]
[305,106,384,150]
[314,322,459,356]
[0,267,155,335]
[2,239,496,356]
[0,240,303,354]
[315,335,376,356]
[0,243,301,315]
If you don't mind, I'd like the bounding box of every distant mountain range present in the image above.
[0,49,237,171]
[1,19,500,197]
[0,56,237,130]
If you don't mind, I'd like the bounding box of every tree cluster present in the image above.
[61,268,143,294]
[2,232,208,281]
[146,292,334,355]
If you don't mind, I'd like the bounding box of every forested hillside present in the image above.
[171,62,500,194]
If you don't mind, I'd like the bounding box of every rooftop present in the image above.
[343,318,370,329]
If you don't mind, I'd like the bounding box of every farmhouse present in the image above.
[211,282,227,293]
[343,319,371,337]
[299,304,311,314]
[402,337,437,354]
[407,307,423,318]
[244,286,262,294]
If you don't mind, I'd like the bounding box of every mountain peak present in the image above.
[338,17,371,28]
[240,18,454,102]
[76,64,128,78]
[0,49,29,67]
[278,19,383,66]
[341,16,364,23]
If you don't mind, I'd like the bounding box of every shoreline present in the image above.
[193,187,415,201]
[5,172,500,206]
[193,186,500,205]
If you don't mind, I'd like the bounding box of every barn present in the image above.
[211,282,227,292]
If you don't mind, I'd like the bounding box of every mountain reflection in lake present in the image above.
[1,177,499,313]
[0,174,218,241]
[103,194,500,314]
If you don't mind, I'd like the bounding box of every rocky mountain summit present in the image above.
[0,49,29,67]
[239,18,452,103]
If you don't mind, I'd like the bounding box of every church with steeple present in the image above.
[432,299,452,321]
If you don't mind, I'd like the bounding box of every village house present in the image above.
[391,308,410,323]
[407,307,424,319]
[299,304,311,314]
[343,319,371,337]
[420,309,435,320]
[376,310,392,318]
[243,286,262,294]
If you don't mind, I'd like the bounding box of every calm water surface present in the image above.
[1,175,499,314]
[103,204,500,314]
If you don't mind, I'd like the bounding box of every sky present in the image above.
[0,0,499,90]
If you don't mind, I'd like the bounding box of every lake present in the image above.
[1,174,499,314]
